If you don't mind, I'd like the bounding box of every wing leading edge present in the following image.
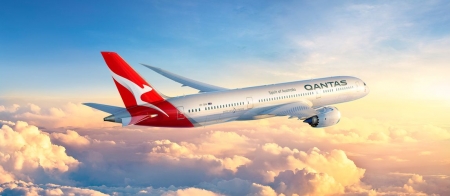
[141,64,228,93]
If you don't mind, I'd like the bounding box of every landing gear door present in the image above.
[177,106,185,120]
[246,97,253,109]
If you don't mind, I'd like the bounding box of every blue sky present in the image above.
[1,1,450,100]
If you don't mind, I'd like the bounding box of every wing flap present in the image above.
[141,64,228,92]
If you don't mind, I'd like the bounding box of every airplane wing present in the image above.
[260,101,318,120]
[141,64,229,93]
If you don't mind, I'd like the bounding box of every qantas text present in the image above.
[304,80,347,90]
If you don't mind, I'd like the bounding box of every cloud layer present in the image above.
[1,105,449,195]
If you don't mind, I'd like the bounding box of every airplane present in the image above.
[84,52,369,128]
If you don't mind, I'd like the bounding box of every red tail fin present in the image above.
[101,52,164,108]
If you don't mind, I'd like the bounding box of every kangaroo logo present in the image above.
[110,71,169,117]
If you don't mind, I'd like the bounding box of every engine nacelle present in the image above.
[303,106,341,128]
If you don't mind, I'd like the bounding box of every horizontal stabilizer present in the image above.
[83,103,125,114]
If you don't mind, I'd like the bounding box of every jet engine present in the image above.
[303,106,341,128]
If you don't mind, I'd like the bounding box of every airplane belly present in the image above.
[191,109,246,126]
[237,106,276,120]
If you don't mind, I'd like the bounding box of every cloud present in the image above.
[0,120,15,127]
[27,103,41,114]
[51,130,91,148]
[237,116,450,145]
[273,168,345,196]
[0,104,20,113]
[381,173,450,196]
[192,131,254,157]
[198,178,277,196]
[161,188,222,196]
[0,166,15,184]
[0,121,79,183]
[0,180,230,196]
[234,144,365,188]
[0,181,108,196]
[147,139,251,174]
[0,102,114,129]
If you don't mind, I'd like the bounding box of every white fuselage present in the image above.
[167,76,369,127]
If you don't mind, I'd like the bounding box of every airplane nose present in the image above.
[364,83,369,94]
